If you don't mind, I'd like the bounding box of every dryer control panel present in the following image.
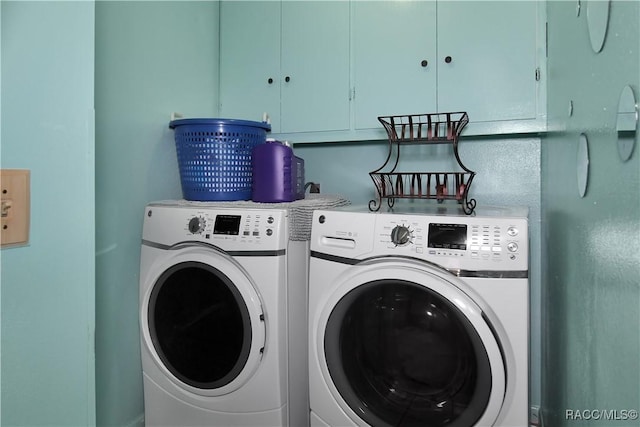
[143,204,288,251]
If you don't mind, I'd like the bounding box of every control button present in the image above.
[492,247,502,252]
[188,216,205,234]
[507,227,519,237]
[390,225,412,246]
[267,216,274,224]
[266,229,273,236]
[253,231,259,236]
[243,231,250,236]
[507,242,519,252]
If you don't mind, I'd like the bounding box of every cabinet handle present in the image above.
[285,76,291,83]
[445,56,452,64]
[268,78,274,84]
[421,60,428,67]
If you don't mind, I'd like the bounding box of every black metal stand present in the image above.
[369,112,476,214]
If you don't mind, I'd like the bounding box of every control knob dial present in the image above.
[391,225,412,246]
[188,216,206,234]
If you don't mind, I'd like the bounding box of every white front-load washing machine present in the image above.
[308,206,529,427]
[139,202,309,426]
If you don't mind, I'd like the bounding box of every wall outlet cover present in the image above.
[1,169,31,248]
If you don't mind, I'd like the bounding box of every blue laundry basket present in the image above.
[169,118,271,201]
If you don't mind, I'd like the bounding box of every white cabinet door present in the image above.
[353,1,437,130]
[219,1,281,127]
[437,1,538,123]
[281,1,350,133]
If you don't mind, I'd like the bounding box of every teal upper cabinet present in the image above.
[436,1,539,124]
[353,1,438,130]
[219,1,545,142]
[219,1,350,134]
[353,0,543,135]
[281,2,350,133]
[219,2,280,128]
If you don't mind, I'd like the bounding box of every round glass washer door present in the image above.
[141,248,265,396]
[316,261,506,427]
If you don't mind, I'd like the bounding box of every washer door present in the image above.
[317,261,505,426]
[141,247,265,396]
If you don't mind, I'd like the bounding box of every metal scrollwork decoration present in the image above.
[369,112,476,214]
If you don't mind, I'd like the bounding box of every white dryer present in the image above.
[308,206,529,427]
[139,202,309,427]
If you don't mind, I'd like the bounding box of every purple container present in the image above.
[252,139,305,202]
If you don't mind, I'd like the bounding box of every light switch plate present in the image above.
[1,169,31,247]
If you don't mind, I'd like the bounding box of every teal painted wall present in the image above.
[542,1,640,425]
[2,1,636,426]
[95,1,545,421]
[0,1,96,425]
[94,2,219,426]
[0,0,2,417]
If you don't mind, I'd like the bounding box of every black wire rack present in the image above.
[369,112,476,214]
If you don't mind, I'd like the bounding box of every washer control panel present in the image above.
[312,209,528,272]
[374,213,528,270]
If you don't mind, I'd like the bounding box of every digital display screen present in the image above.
[214,215,241,235]
[428,223,467,250]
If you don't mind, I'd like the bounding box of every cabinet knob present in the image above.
[445,56,453,64]
[421,60,428,67]
[285,76,291,83]
[268,78,274,84]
